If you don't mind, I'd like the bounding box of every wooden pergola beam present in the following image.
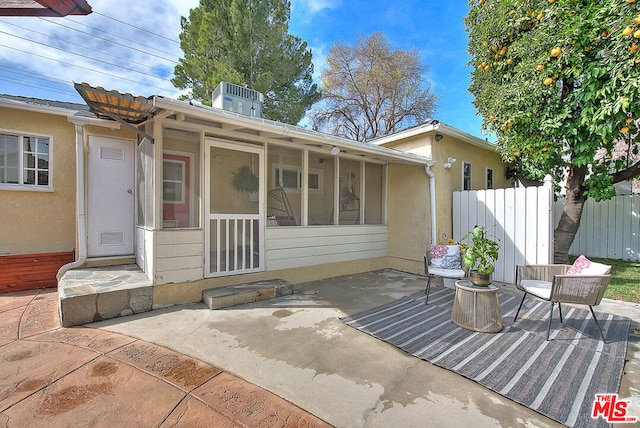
[0,0,92,17]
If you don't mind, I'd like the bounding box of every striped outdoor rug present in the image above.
[341,287,630,428]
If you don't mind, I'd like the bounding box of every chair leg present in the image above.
[425,276,432,305]
[589,306,607,343]
[558,302,563,324]
[547,303,555,341]
[514,292,527,322]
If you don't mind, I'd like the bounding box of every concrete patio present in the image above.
[87,269,640,427]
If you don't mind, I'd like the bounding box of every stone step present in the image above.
[82,256,136,268]
[203,279,293,310]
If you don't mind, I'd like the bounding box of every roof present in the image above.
[69,83,431,166]
[0,93,91,116]
[74,82,158,124]
[369,119,497,152]
[0,0,91,16]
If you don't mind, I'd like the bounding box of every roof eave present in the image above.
[152,96,431,166]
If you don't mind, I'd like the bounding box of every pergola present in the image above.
[0,0,91,16]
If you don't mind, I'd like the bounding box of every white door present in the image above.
[88,136,135,257]
[205,140,264,277]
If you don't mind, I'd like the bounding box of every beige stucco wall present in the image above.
[382,132,510,245]
[0,108,136,256]
[0,108,77,255]
[387,163,431,274]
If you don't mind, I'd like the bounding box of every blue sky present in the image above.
[0,0,484,138]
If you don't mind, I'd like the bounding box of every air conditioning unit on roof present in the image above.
[212,81,264,118]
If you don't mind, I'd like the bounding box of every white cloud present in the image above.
[291,0,340,15]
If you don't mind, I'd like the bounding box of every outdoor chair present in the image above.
[424,244,466,305]
[513,255,612,342]
[267,186,297,226]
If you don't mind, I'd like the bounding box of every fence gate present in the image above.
[453,182,553,284]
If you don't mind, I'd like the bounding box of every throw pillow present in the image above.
[429,244,462,269]
[566,255,611,275]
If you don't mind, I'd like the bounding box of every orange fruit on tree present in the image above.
[537,64,545,71]
[544,77,554,85]
[537,12,544,20]
[551,46,561,57]
[621,127,630,133]
[625,0,634,3]
[506,58,513,64]
[623,27,634,36]
[634,30,640,39]
[631,43,638,53]
[635,15,640,25]
[626,117,634,124]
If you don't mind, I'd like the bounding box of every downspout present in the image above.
[57,124,87,281]
[425,159,437,245]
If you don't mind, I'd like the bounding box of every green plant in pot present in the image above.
[461,225,500,286]
[231,165,259,193]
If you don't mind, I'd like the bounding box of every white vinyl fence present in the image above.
[554,194,640,262]
[453,183,554,285]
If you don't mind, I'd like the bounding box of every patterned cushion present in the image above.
[429,245,462,269]
[566,255,611,276]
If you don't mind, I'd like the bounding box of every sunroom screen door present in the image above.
[205,140,264,277]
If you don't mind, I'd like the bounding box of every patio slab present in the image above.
[0,288,330,427]
[91,269,640,427]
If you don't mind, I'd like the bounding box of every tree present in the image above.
[311,32,437,141]
[172,0,320,125]
[466,0,640,263]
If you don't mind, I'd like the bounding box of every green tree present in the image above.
[466,0,640,263]
[172,0,320,124]
[311,32,437,141]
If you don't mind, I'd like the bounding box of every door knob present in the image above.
[127,189,133,194]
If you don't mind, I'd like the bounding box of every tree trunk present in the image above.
[553,164,587,264]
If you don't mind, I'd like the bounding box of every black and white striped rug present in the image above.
[341,287,630,428]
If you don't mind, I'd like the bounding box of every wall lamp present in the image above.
[330,146,341,156]
[435,133,444,142]
[443,157,456,169]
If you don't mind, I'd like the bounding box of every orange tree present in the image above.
[466,0,640,262]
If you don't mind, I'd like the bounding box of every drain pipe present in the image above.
[425,159,437,245]
[57,124,87,281]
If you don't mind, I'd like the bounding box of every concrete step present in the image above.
[203,279,293,310]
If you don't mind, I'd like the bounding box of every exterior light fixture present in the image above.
[330,146,340,155]
[435,134,444,142]
[443,157,457,169]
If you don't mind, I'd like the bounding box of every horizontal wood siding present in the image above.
[0,251,74,293]
[265,226,388,271]
[155,229,204,284]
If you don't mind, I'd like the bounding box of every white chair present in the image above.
[513,256,612,341]
[424,244,466,305]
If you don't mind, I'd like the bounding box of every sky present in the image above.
[0,0,485,139]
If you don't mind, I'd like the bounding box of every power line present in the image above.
[0,42,172,93]
[0,75,77,98]
[0,20,173,72]
[45,17,180,63]
[0,30,174,83]
[0,63,72,87]
[92,11,180,45]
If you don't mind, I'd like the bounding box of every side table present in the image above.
[452,280,503,333]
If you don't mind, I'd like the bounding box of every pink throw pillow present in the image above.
[566,255,611,276]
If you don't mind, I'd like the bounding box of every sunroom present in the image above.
[68,83,433,313]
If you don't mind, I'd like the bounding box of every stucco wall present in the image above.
[386,163,430,274]
[0,108,77,255]
[382,133,510,245]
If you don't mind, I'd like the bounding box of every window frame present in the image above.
[162,158,186,204]
[272,163,323,193]
[462,161,472,191]
[486,167,494,190]
[0,128,53,191]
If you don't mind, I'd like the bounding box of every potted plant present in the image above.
[231,165,259,193]
[461,225,500,286]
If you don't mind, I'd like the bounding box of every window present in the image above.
[486,168,494,189]
[272,164,322,191]
[463,162,471,191]
[0,132,51,189]
[163,159,185,203]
